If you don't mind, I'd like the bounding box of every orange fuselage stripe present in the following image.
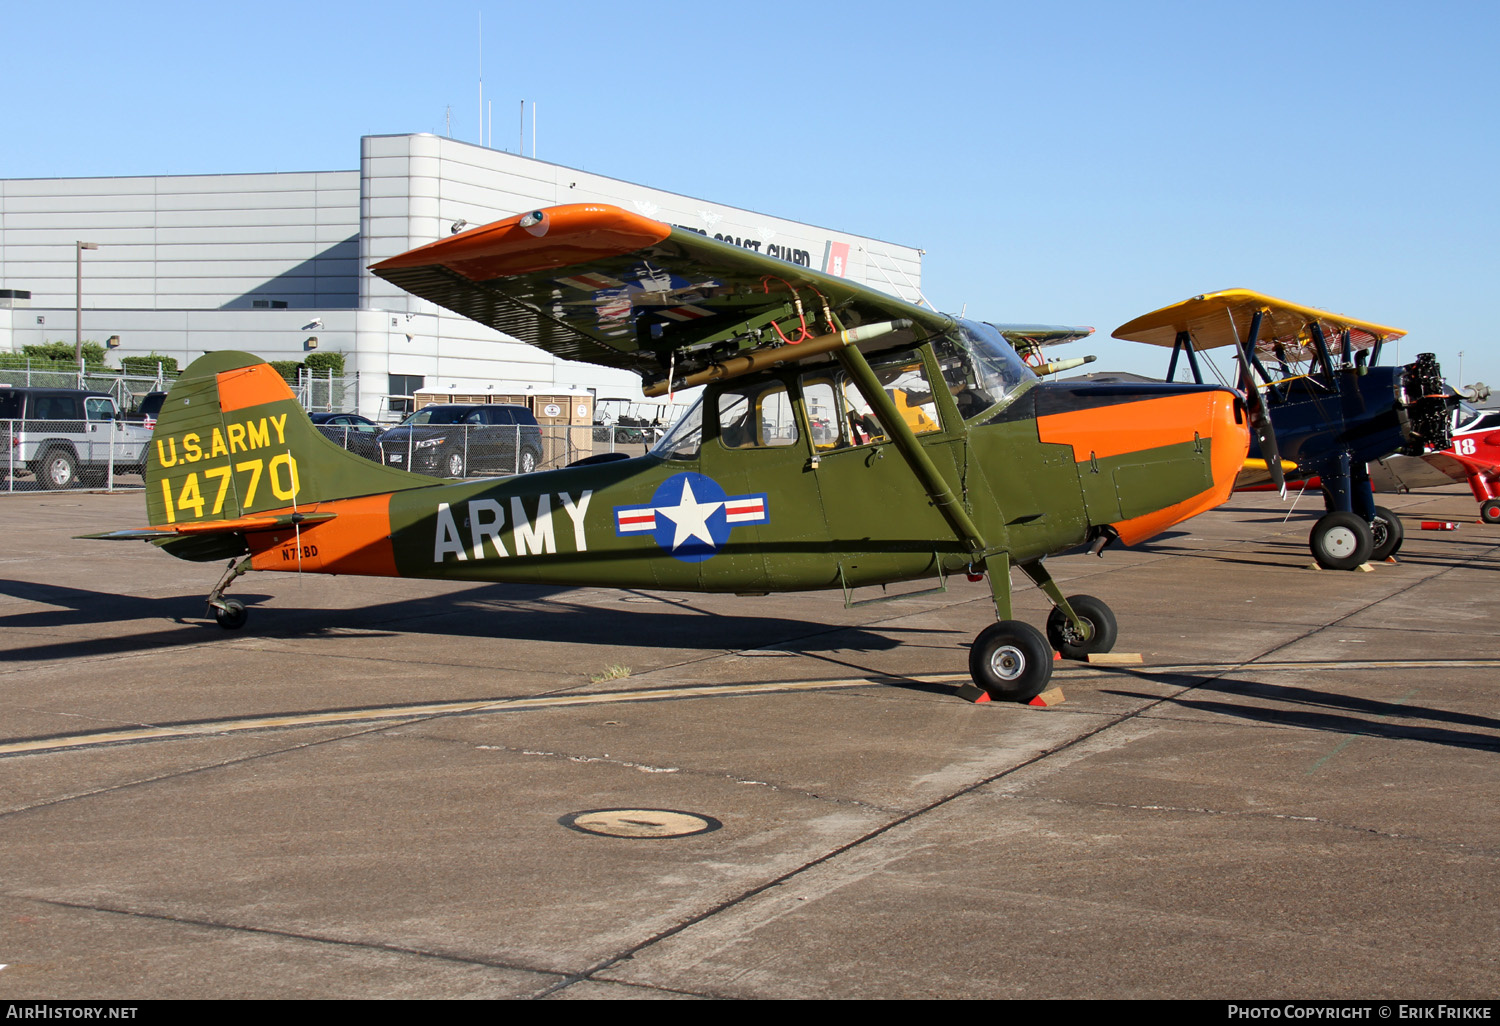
[247,493,397,577]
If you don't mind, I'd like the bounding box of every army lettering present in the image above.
[157,452,299,523]
[155,413,287,468]
[432,491,592,562]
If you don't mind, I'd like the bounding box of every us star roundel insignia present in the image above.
[613,472,769,563]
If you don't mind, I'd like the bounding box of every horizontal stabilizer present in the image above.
[80,511,337,542]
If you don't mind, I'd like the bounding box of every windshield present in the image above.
[648,395,704,461]
[931,319,1038,418]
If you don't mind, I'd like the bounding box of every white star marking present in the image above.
[656,479,723,551]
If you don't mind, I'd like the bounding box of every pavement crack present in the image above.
[13,894,570,981]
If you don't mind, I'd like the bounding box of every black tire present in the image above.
[1370,506,1405,560]
[38,448,78,490]
[444,451,466,478]
[1045,594,1119,661]
[519,448,538,474]
[1310,511,1373,570]
[969,620,1053,703]
[214,600,248,630]
[1480,499,1500,526]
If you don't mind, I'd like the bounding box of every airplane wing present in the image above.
[371,204,951,394]
[993,324,1095,347]
[1112,288,1406,362]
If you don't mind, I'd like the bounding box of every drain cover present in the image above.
[561,808,721,839]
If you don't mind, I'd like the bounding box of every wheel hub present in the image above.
[1324,527,1359,558]
[988,645,1026,681]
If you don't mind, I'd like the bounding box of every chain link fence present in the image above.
[372,423,655,478]
[3,420,664,494]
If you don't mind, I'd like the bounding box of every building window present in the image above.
[389,374,425,416]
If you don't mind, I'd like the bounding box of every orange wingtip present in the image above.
[371,203,673,281]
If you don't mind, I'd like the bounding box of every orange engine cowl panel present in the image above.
[1038,389,1249,546]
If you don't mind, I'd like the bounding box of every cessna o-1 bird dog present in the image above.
[90,204,1252,702]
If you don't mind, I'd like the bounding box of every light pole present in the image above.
[75,241,98,364]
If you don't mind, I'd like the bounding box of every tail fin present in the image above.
[148,351,431,529]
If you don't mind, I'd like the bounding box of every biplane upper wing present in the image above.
[371,204,951,393]
[1112,288,1406,362]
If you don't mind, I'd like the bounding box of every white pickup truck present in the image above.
[1,386,155,488]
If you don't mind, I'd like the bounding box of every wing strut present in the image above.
[835,345,987,554]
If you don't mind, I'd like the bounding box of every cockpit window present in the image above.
[650,396,704,461]
[717,381,799,449]
[933,319,1038,419]
[869,350,942,435]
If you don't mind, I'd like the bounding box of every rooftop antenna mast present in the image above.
[519,99,525,156]
[477,9,483,145]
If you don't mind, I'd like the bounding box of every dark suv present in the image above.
[376,404,543,478]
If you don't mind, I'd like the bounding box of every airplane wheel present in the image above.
[1045,595,1118,661]
[445,451,466,478]
[1480,499,1500,526]
[1310,511,1373,570]
[214,600,248,630]
[1370,506,1405,560]
[969,621,1053,703]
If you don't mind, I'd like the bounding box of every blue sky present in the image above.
[5,0,1497,387]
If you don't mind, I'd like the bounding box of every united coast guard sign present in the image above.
[614,472,769,563]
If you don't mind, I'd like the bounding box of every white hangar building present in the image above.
[0,134,926,421]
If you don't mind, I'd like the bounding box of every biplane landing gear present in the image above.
[970,621,1052,703]
[1480,499,1500,526]
[206,556,253,631]
[1370,506,1405,561]
[1045,595,1118,661]
[1310,511,1373,570]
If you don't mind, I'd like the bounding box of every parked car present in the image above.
[309,412,382,463]
[377,404,543,478]
[121,390,168,430]
[0,386,153,488]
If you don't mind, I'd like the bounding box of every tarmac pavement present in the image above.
[0,486,1497,999]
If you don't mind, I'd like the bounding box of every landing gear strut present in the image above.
[967,557,1117,702]
[207,557,253,630]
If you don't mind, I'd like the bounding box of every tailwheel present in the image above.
[1480,499,1500,526]
[1370,506,1405,560]
[1310,511,1373,570]
[213,599,248,630]
[1045,595,1118,661]
[969,621,1053,703]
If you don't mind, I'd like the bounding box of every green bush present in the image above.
[269,360,304,382]
[302,351,345,376]
[119,352,180,376]
[21,341,108,365]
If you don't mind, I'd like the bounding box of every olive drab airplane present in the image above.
[87,204,1252,703]
[1114,289,1454,570]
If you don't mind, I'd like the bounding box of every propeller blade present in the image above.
[1233,343,1285,496]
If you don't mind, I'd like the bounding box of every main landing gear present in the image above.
[207,556,253,630]
[968,558,1117,703]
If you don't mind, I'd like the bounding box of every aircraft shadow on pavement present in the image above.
[0,578,933,664]
[1101,671,1500,753]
